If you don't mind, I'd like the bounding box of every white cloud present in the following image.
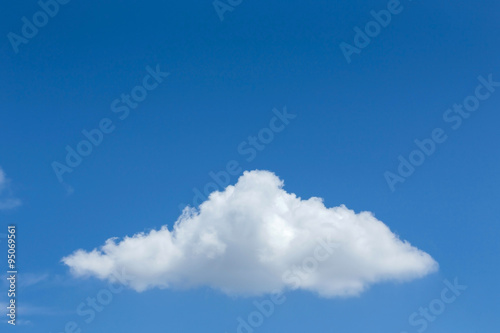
[18,273,49,288]
[0,168,21,210]
[63,170,438,297]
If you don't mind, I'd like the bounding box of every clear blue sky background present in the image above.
[1,0,499,332]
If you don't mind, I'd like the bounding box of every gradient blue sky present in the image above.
[1,0,499,332]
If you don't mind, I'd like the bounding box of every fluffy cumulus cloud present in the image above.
[0,167,21,210]
[63,170,437,297]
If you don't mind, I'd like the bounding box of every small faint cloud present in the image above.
[14,319,33,326]
[1,272,50,290]
[0,301,68,324]
[0,167,21,210]
[18,305,62,316]
[18,273,50,288]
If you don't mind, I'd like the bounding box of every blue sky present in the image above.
[1,0,499,331]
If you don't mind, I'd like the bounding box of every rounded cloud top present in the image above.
[63,170,438,297]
